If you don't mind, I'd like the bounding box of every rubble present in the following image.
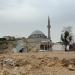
[0,52,75,75]
[3,58,15,68]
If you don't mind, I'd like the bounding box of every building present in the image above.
[27,16,52,51]
[3,36,15,41]
[52,43,65,51]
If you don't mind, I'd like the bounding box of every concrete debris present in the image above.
[12,40,28,53]
[68,64,74,71]
[3,58,15,68]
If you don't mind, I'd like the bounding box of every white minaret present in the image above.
[47,16,51,41]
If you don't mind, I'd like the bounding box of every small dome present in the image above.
[28,30,47,39]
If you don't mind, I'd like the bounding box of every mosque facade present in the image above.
[27,16,52,52]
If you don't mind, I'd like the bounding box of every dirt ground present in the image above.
[0,51,75,75]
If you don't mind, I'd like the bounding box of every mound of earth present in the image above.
[0,52,75,75]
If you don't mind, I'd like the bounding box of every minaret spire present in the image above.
[47,16,51,41]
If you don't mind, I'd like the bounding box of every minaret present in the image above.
[47,16,51,41]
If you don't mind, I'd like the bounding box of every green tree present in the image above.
[61,26,72,51]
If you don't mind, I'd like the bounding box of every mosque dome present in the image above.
[28,30,47,39]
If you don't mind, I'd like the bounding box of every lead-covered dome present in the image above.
[28,30,47,39]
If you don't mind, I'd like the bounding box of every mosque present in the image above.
[27,16,52,51]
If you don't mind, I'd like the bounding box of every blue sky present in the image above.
[0,0,75,42]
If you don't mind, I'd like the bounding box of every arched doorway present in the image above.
[40,41,52,51]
